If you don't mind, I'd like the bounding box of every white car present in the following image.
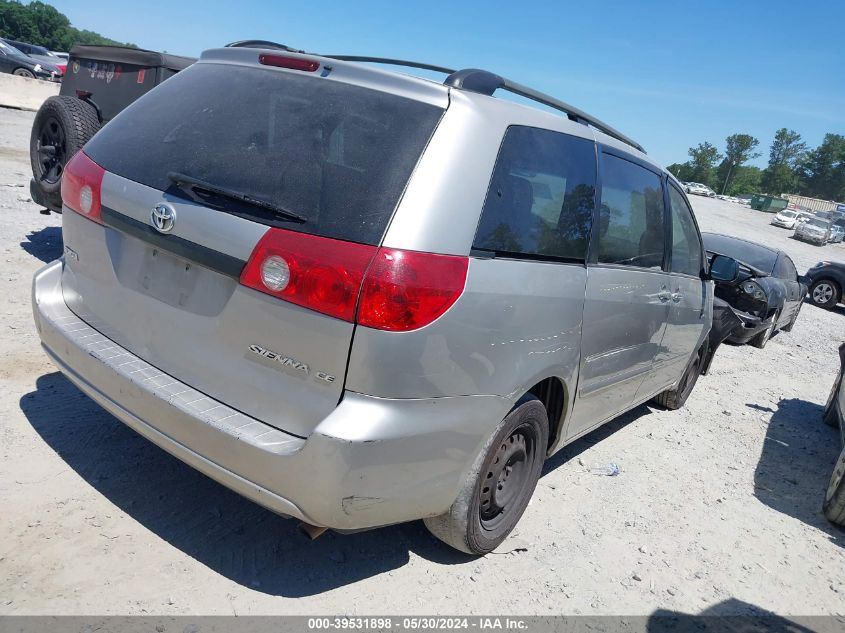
[771,209,801,229]
[685,182,716,197]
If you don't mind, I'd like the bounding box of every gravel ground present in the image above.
[1,106,844,617]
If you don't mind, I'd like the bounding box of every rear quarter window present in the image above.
[472,126,596,262]
[83,62,444,245]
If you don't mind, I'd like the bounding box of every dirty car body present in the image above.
[32,47,716,551]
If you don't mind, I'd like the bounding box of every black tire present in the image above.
[423,396,548,555]
[823,446,845,526]
[823,373,842,428]
[808,279,840,310]
[13,68,35,78]
[653,347,702,410]
[30,96,100,210]
[749,312,778,349]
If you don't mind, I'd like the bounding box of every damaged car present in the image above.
[702,233,806,349]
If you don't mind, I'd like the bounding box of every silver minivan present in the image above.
[32,47,725,554]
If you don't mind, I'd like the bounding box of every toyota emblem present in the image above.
[150,203,176,234]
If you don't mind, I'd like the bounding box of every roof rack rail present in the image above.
[321,55,456,75]
[317,56,644,153]
[445,69,643,153]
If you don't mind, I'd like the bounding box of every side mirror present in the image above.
[709,254,739,282]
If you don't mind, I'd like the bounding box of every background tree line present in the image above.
[0,0,135,51]
[667,129,845,201]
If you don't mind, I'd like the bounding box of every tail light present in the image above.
[357,249,468,331]
[61,150,105,224]
[240,229,377,322]
[240,228,468,331]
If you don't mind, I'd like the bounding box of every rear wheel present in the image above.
[424,396,548,555]
[808,279,840,309]
[13,68,35,78]
[653,347,702,410]
[823,446,845,526]
[30,96,100,210]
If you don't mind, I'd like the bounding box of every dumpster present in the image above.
[750,194,788,213]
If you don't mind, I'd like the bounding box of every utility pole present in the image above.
[721,162,733,195]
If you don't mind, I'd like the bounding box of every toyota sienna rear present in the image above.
[33,46,715,554]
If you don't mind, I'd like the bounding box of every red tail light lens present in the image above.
[258,54,320,72]
[61,150,105,224]
[358,249,468,331]
[240,228,376,322]
[240,229,469,331]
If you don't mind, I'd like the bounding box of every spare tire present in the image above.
[30,96,100,211]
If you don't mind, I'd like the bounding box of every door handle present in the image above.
[658,287,672,302]
[671,291,682,303]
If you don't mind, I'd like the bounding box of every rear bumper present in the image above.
[32,259,509,529]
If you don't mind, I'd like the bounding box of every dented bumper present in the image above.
[32,259,509,529]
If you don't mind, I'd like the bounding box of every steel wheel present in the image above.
[479,426,536,531]
[13,68,35,78]
[35,117,66,185]
[424,396,548,554]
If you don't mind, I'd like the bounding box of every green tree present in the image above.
[0,0,135,50]
[725,166,762,196]
[666,162,693,182]
[717,133,761,194]
[760,128,806,194]
[685,142,722,188]
[801,133,845,201]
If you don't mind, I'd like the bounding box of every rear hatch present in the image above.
[60,55,445,437]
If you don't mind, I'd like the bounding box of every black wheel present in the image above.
[823,373,842,428]
[424,396,548,555]
[808,279,840,309]
[749,312,778,349]
[30,96,100,210]
[823,446,845,526]
[13,68,35,78]
[653,347,702,410]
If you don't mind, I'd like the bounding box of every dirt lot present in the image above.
[1,106,844,617]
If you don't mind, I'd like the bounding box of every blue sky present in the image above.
[49,0,843,168]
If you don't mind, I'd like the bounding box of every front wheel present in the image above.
[749,314,777,349]
[653,348,702,410]
[808,279,840,309]
[424,396,548,555]
[13,68,35,78]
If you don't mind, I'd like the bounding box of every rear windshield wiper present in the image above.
[167,171,307,224]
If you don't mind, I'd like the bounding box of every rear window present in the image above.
[702,233,777,273]
[84,63,444,245]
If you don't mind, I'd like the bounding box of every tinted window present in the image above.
[473,126,595,261]
[774,254,797,280]
[702,233,778,274]
[597,153,665,269]
[84,63,443,245]
[668,186,703,276]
